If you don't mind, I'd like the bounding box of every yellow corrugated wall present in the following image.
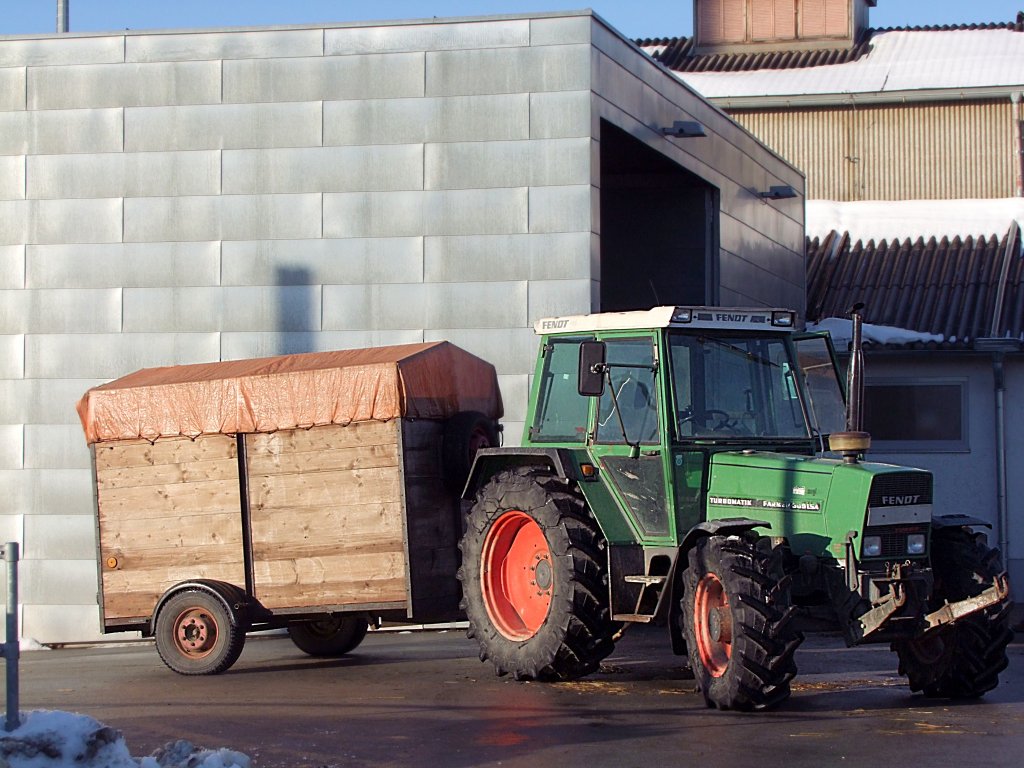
[731,99,1016,200]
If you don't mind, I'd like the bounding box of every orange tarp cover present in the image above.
[77,342,503,445]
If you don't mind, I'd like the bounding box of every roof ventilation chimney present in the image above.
[692,0,875,56]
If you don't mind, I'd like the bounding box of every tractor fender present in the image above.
[657,518,773,654]
[677,517,773,557]
[932,514,992,529]
[461,447,578,501]
[150,579,251,637]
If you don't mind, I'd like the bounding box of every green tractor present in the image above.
[459,305,1013,710]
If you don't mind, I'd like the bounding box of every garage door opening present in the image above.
[599,120,720,312]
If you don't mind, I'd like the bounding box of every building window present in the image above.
[863,379,968,452]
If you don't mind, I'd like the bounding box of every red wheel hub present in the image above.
[480,510,553,640]
[172,607,219,659]
[694,572,732,677]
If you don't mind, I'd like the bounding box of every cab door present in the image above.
[793,332,848,438]
[586,335,674,544]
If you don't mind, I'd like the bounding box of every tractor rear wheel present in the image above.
[682,534,801,711]
[458,467,617,681]
[895,528,1013,698]
[288,616,369,657]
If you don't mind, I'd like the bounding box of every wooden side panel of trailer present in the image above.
[245,420,409,610]
[95,434,244,623]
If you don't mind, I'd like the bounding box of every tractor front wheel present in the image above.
[683,534,802,710]
[895,528,1013,698]
[458,468,617,681]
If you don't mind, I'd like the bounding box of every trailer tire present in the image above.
[288,616,369,657]
[443,411,499,493]
[155,589,246,675]
[683,534,801,711]
[895,529,1013,698]
[458,467,617,681]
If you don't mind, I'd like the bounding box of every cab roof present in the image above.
[534,306,798,335]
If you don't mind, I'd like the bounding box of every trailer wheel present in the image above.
[443,411,499,492]
[895,528,1013,698]
[288,616,369,657]
[458,467,616,681]
[683,535,801,711]
[155,589,246,675]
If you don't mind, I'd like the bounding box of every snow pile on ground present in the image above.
[0,711,250,768]
[807,317,944,347]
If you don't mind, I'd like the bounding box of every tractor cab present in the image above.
[528,306,849,547]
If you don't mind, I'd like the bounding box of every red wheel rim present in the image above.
[694,573,732,677]
[481,510,553,640]
[172,607,219,659]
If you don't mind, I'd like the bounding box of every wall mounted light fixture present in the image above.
[757,185,798,200]
[661,120,707,138]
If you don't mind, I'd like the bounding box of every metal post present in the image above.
[993,356,1010,562]
[1,542,19,732]
[57,0,69,33]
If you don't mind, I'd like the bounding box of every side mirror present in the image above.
[578,341,606,397]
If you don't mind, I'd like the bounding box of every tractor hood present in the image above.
[709,452,933,559]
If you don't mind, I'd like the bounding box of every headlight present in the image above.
[906,533,926,555]
[862,535,882,558]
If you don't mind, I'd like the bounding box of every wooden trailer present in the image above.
[76,342,502,674]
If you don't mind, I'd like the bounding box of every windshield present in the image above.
[669,332,810,439]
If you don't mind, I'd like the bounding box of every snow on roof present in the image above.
[674,28,1024,99]
[806,198,1024,243]
[807,317,944,346]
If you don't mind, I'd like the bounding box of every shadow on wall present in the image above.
[276,266,318,355]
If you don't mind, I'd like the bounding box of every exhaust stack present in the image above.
[846,302,865,432]
[830,303,870,463]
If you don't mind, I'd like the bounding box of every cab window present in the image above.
[532,338,589,442]
[595,338,660,445]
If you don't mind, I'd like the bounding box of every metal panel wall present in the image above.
[125,102,323,151]
[324,94,530,146]
[590,20,806,317]
[0,68,26,111]
[0,12,804,643]
[27,242,221,288]
[28,61,222,110]
[733,100,1017,201]
[0,108,124,155]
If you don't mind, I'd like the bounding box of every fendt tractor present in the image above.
[458,305,1014,710]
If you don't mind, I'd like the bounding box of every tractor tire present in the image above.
[288,616,369,657]
[682,534,802,711]
[155,589,247,675]
[442,411,499,493]
[458,467,617,681]
[895,528,1013,698]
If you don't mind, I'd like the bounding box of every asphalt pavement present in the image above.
[8,625,1024,768]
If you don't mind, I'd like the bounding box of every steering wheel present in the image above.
[679,409,737,433]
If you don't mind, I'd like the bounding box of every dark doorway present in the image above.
[599,120,719,312]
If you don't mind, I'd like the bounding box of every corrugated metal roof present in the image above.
[640,31,874,72]
[639,15,1024,97]
[806,224,1024,349]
